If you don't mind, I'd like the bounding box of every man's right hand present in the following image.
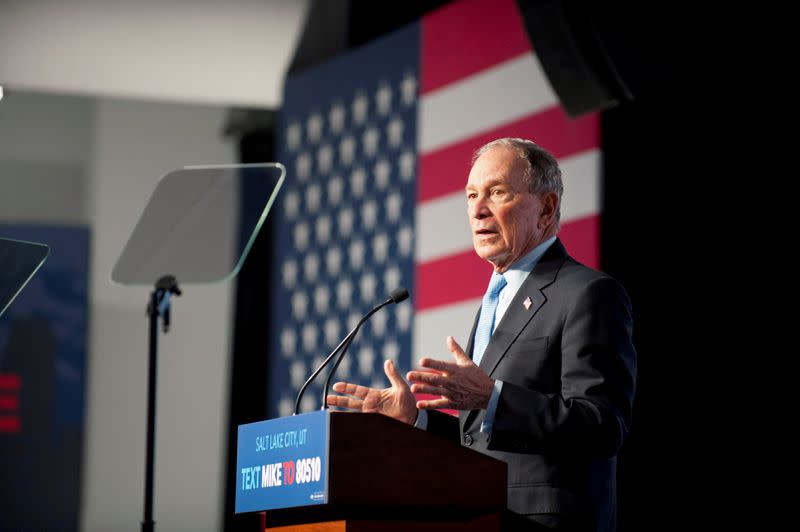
[326,359,418,425]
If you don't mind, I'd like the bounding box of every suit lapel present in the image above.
[460,240,568,432]
[478,239,567,377]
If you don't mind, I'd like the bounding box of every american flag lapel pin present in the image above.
[523,296,532,310]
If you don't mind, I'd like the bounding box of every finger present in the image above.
[332,381,370,399]
[410,383,448,396]
[417,397,452,410]
[325,394,363,411]
[406,371,447,387]
[383,359,405,389]
[419,358,458,373]
[447,335,471,363]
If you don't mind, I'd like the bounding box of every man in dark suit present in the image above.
[327,138,636,531]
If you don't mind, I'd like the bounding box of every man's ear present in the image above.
[539,191,559,227]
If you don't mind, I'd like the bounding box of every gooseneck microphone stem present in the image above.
[293,317,363,416]
[293,288,409,416]
[320,301,390,410]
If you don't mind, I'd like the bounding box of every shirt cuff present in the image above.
[480,379,504,434]
[414,409,428,430]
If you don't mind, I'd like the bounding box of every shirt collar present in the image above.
[500,236,557,292]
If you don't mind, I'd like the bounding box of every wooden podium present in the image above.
[242,412,507,532]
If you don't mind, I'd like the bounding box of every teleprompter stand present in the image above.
[111,163,286,532]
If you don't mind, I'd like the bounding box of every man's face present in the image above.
[466,146,548,272]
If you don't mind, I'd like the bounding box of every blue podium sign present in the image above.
[235,410,329,513]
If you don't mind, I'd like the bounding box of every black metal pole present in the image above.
[143,288,159,532]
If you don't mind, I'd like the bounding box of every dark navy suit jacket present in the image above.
[427,239,636,531]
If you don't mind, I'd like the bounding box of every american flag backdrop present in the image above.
[268,0,601,418]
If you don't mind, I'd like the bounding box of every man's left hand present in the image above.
[407,336,495,411]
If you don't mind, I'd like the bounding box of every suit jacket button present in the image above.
[464,434,473,446]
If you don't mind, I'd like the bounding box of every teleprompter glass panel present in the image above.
[111,163,285,286]
[0,238,49,317]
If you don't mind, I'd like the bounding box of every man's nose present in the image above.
[469,197,490,219]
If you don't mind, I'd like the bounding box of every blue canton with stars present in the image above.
[269,24,419,418]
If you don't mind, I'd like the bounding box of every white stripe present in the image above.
[415,149,602,263]
[412,298,480,366]
[418,53,558,154]
[415,193,472,263]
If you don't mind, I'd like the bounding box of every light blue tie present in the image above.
[473,273,507,366]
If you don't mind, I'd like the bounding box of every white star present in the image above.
[284,190,300,219]
[360,272,377,302]
[280,327,297,355]
[362,128,380,157]
[316,215,332,244]
[290,360,307,390]
[350,167,367,197]
[312,355,326,375]
[384,339,400,363]
[336,279,353,308]
[293,222,310,250]
[386,118,404,147]
[399,150,415,181]
[396,303,412,332]
[303,253,319,282]
[305,184,322,213]
[338,208,355,235]
[329,102,346,134]
[358,345,375,377]
[401,72,417,106]
[339,136,357,166]
[352,92,369,124]
[328,175,344,205]
[291,291,308,319]
[317,143,334,174]
[372,232,389,264]
[349,239,366,270]
[370,309,388,337]
[300,395,316,413]
[374,159,391,189]
[324,318,340,348]
[337,352,351,379]
[279,396,294,417]
[325,246,342,276]
[307,113,323,143]
[386,192,403,222]
[282,259,298,288]
[287,121,302,151]
[376,82,392,115]
[302,322,318,353]
[383,266,402,292]
[347,312,361,331]
[361,200,378,231]
[397,225,413,256]
[296,152,312,180]
[313,284,330,314]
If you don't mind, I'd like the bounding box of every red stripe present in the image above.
[0,373,21,391]
[558,214,601,270]
[416,249,492,310]
[421,0,531,94]
[415,216,601,310]
[418,108,600,202]
[0,395,19,410]
[0,415,21,433]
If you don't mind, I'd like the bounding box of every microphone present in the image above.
[293,287,409,415]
